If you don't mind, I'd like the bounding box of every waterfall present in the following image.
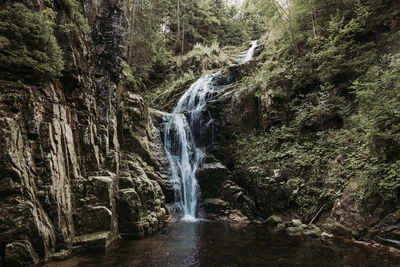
[163,41,258,221]
[238,40,258,64]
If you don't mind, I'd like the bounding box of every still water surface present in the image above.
[45,221,399,266]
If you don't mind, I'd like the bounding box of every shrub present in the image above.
[56,0,90,34]
[0,3,64,78]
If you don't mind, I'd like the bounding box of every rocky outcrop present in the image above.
[197,162,229,199]
[117,92,167,239]
[0,1,166,265]
[196,161,257,222]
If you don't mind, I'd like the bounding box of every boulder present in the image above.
[303,226,322,238]
[5,240,39,267]
[220,180,256,219]
[72,231,112,254]
[291,219,303,227]
[323,221,357,237]
[321,232,333,239]
[203,198,229,214]
[196,162,229,198]
[74,206,113,235]
[266,215,283,225]
[286,226,304,236]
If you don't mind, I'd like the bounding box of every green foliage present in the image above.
[123,63,144,93]
[208,1,249,46]
[146,70,196,112]
[144,42,234,110]
[228,0,400,218]
[0,3,64,78]
[126,0,251,91]
[350,54,400,208]
[307,4,376,90]
[174,42,232,75]
[56,0,90,34]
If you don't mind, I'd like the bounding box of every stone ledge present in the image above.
[72,231,116,254]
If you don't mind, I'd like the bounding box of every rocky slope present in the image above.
[0,1,166,266]
[200,43,400,246]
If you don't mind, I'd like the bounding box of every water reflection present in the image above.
[44,222,399,267]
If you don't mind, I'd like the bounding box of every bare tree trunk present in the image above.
[127,0,138,65]
[308,0,317,37]
[181,17,185,53]
[286,0,299,54]
[177,0,181,52]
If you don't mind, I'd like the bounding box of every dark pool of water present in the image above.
[44,221,399,267]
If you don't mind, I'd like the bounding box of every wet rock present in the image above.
[149,108,169,125]
[291,219,303,227]
[72,231,112,254]
[75,206,113,235]
[203,198,229,214]
[231,168,291,218]
[149,109,175,203]
[121,92,156,165]
[324,221,357,237]
[287,226,304,236]
[221,180,256,219]
[266,215,283,225]
[197,162,229,198]
[50,250,71,261]
[389,247,400,255]
[274,223,286,232]
[5,240,39,267]
[118,174,135,189]
[321,232,333,239]
[326,182,366,236]
[303,227,322,238]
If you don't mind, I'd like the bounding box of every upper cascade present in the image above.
[162,41,259,221]
[238,40,258,64]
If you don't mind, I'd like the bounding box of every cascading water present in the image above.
[163,73,220,221]
[238,40,258,64]
[163,41,258,221]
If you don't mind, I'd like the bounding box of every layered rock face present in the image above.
[0,1,166,266]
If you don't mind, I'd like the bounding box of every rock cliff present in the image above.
[0,1,166,265]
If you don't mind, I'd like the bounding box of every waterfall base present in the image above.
[181,214,197,222]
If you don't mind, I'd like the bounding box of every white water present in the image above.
[238,40,258,64]
[163,41,258,221]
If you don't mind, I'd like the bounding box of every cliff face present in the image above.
[0,1,166,265]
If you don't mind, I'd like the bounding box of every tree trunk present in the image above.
[127,0,138,65]
[308,0,317,37]
[181,17,185,53]
[177,0,181,53]
[286,0,299,54]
